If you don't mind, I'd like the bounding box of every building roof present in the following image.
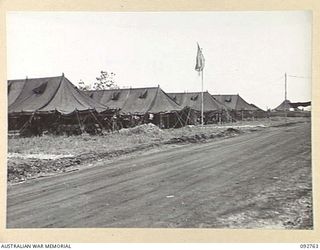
[212,94,260,111]
[167,91,229,112]
[8,75,109,115]
[290,101,311,108]
[87,86,182,115]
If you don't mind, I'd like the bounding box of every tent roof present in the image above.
[8,75,109,115]
[212,94,260,111]
[167,92,229,112]
[87,86,182,115]
[249,103,263,111]
[274,100,293,111]
[8,79,26,107]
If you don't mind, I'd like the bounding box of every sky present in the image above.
[6,11,312,110]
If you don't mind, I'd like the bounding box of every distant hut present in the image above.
[291,101,311,111]
[8,74,112,136]
[274,100,311,111]
[272,100,311,117]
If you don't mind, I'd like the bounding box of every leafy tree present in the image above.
[93,71,119,90]
[77,80,90,91]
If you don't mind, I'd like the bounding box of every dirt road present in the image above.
[7,122,312,228]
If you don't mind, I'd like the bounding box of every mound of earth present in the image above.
[119,123,163,135]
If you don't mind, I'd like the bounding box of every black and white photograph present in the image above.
[6,11,312,229]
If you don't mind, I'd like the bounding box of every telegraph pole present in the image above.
[284,72,287,124]
[285,72,287,101]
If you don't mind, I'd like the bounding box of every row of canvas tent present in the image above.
[8,74,265,136]
[86,89,266,124]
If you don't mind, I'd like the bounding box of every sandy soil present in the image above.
[7,120,312,229]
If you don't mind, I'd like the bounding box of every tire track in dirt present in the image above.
[96,125,308,227]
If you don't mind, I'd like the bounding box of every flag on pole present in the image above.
[195,43,205,72]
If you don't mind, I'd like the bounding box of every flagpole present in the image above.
[195,42,205,127]
[201,69,204,127]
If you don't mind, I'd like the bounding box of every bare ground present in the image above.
[7,117,306,183]
[7,119,312,229]
[7,122,256,183]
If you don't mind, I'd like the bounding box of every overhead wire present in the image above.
[287,75,311,79]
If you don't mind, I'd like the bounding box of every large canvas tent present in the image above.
[9,74,108,115]
[167,91,231,124]
[88,86,182,114]
[87,86,188,128]
[212,94,260,111]
[8,74,111,135]
[212,94,265,119]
